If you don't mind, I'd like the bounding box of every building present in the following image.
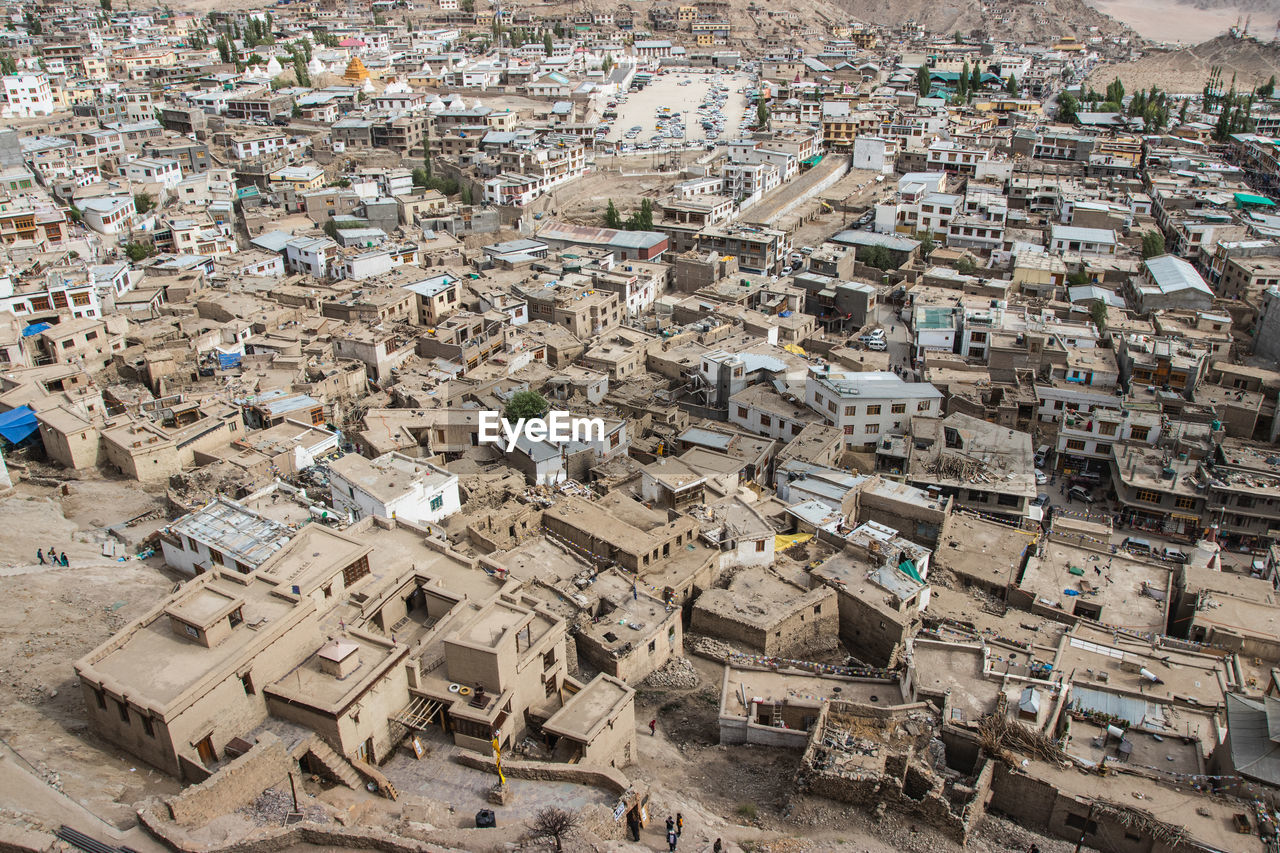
[159,497,293,576]
[327,452,461,526]
[806,369,944,452]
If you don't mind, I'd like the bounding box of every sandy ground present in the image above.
[527,168,685,225]
[606,70,751,144]
[1084,0,1246,43]
[0,481,182,832]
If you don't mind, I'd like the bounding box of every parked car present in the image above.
[865,339,888,352]
[1034,469,1048,485]
[1122,537,1152,556]
[1069,472,1102,488]
[1032,494,1050,508]
[1161,547,1189,563]
[1067,486,1094,503]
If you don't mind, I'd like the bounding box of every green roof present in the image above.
[1235,192,1275,208]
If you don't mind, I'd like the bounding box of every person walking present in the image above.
[676,813,683,836]
[60,552,68,567]
[665,816,674,834]
[626,810,640,842]
[666,829,678,852]
[36,549,44,565]
[649,718,657,736]
[713,840,723,853]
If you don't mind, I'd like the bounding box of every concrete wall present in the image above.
[166,732,290,827]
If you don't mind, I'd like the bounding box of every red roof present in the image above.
[338,38,365,48]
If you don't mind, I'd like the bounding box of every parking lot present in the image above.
[603,69,751,147]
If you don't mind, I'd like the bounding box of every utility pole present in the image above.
[1073,801,1096,853]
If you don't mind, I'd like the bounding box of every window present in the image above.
[1135,489,1161,504]
[844,425,855,435]
[865,424,879,434]
[117,700,129,724]
[342,554,370,586]
[1065,439,1086,451]
[240,671,254,695]
[430,494,444,512]
[209,548,223,566]
[827,399,836,413]
[759,414,771,427]
[94,688,106,709]
[1238,495,1255,508]
[1098,421,1117,436]
[228,607,243,628]
[1130,425,1150,441]
[755,540,766,552]
[737,406,748,419]
[1065,814,1097,835]
[967,489,989,503]
[866,405,881,415]
[844,405,856,416]
[917,401,931,412]
[1174,496,1195,510]
[891,403,905,414]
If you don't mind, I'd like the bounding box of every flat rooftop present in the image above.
[543,674,632,742]
[722,665,904,719]
[1020,540,1170,635]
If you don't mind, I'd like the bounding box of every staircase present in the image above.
[303,738,363,791]
[351,756,399,801]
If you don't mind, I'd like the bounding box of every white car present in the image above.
[1034,469,1048,485]
[865,340,888,352]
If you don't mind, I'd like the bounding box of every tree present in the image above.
[603,199,622,229]
[529,807,580,853]
[504,390,548,423]
[1260,75,1276,100]
[323,218,339,239]
[1178,100,1188,124]
[969,63,981,99]
[460,183,473,205]
[1067,270,1091,286]
[1105,76,1125,106]
[0,55,17,75]
[917,231,935,256]
[67,204,82,224]
[123,242,155,262]
[100,0,111,10]
[1089,299,1108,332]
[1141,230,1166,259]
[292,104,302,118]
[602,53,613,74]
[1057,92,1079,124]
[956,255,977,275]
[133,192,156,215]
[628,198,654,231]
[1005,74,1018,96]
[862,245,895,271]
[543,32,553,56]
[916,63,930,98]
[412,167,430,188]
[423,133,433,177]
[958,61,969,99]
[755,99,769,129]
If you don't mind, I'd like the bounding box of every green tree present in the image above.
[1005,74,1018,96]
[100,0,111,10]
[323,218,339,239]
[916,63,930,98]
[67,204,82,224]
[543,32,553,55]
[1105,76,1125,106]
[602,53,613,74]
[1067,269,1091,286]
[460,183,473,205]
[1260,75,1276,99]
[756,99,769,129]
[0,55,17,75]
[1178,100,1188,123]
[504,390,548,423]
[1058,92,1079,123]
[133,192,156,215]
[1089,299,1108,332]
[422,133,433,176]
[123,242,155,262]
[626,198,654,231]
[603,199,622,229]
[1141,230,1166,259]
[412,167,430,187]
[862,245,895,271]
[291,104,302,118]
[956,255,977,275]
[958,61,969,98]
[917,231,935,256]
[969,63,981,99]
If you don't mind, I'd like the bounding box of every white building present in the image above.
[284,236,337,278]
[159,497,293,576]
[121,157,183,190]
[1049,225,1118,257]
[327,451,461,526]
[805,369,943,451]
[1,73,54,117]
[78,196,136,234]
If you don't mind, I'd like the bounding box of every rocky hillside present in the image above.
[1088,33,1280,94]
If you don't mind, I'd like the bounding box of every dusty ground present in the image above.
[527,168,686,225]
[0,479,182,831]
[1085,0,1247,43]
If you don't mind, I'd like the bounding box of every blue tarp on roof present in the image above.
[21,323,50,337]
[0,405,39,444]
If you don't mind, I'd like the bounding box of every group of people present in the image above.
[37,548,68,567]
[625,809,723,852]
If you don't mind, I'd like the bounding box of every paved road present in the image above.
[748,153,850,224]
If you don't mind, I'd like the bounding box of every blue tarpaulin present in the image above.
[0,406,39,444]
[218,352,243,370]
[21,323,50,337]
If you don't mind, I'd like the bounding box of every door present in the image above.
[195,735,216,766]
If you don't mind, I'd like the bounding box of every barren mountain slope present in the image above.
[1089,33,1280,93]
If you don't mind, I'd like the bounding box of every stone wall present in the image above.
[166,732,291,828]
[453,752,631,794]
